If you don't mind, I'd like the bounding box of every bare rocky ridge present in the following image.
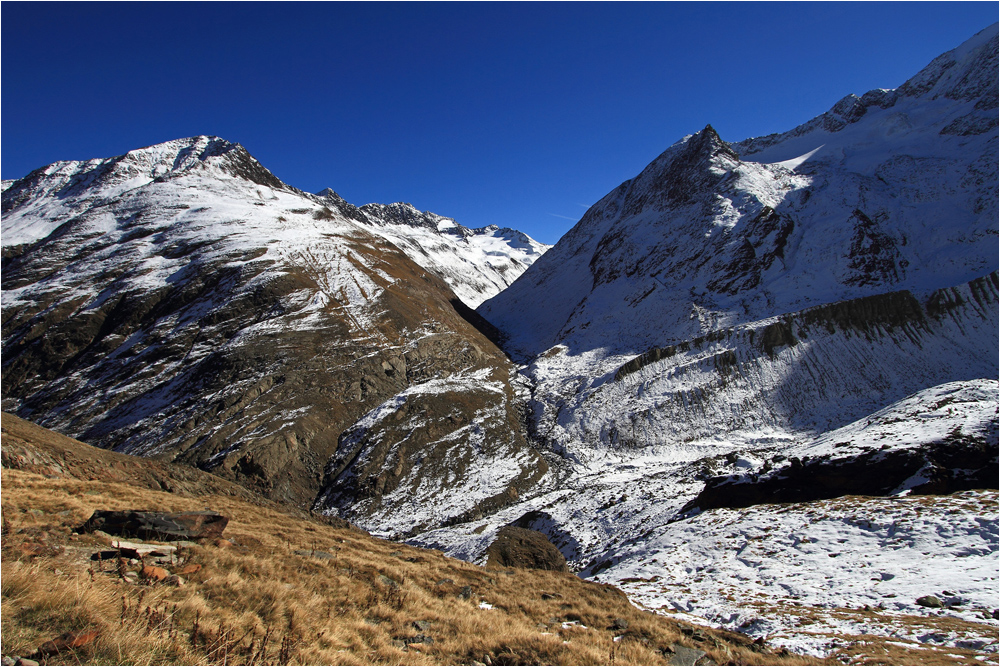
[1,138,547,530]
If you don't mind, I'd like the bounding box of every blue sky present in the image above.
[2,2,995,244]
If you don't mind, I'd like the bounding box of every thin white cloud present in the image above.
[548,213,578,221]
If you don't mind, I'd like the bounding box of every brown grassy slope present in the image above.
[2,412,260,500]
[0,413,821,666]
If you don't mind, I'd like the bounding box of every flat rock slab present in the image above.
[668,644,707,666]
[112,539,177,558]
[79,510,228,541]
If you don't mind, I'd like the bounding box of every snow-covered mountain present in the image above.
[424,24,997,658]
[2,141,548,308]
[1,136,549,528]
[355,200,548,308]
[481,25,996,364]
[476,24,997,463]
[2,23,997,662]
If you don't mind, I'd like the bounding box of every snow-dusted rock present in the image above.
[356,201,549,308]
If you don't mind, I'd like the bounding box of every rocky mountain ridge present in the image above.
[1,135,549,530]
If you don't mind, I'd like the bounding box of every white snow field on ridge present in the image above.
[0,137,548,311]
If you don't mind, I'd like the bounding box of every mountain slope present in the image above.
[476,24,997,458]
[426,25,1000,658]
[3,413,805,667]
[480,25,997,365]
[1,136,547,529]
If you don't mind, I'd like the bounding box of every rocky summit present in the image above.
[1,24,998,663]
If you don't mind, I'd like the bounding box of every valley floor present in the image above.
[407,380,999,665]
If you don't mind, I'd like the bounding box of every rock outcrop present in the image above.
[78,510,229,541]
[484,526,569,572]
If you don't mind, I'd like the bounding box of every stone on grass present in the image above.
[916,595,944,608]
[33,629,100,658]
[140,565,169,581]
[176,563,202,575]
[667,644,706,666]
[109,540,177,559]
[294,549,335,560]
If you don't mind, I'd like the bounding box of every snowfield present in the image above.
[603,490,998,659]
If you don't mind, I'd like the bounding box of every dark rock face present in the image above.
[844,209,906,287]
[78,510,229,541]
[681,433,998,516]
[484,526,569,572]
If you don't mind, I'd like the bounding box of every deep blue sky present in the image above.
[2,3,995,244]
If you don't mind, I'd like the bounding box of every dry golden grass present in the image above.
[0,462,823,666]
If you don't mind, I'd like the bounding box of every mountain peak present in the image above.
[118,135,243,177]
[617,122,740,216]
[3,135,286,220]
[689,123,740,161]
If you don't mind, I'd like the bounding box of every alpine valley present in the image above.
[3,24,998,662]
